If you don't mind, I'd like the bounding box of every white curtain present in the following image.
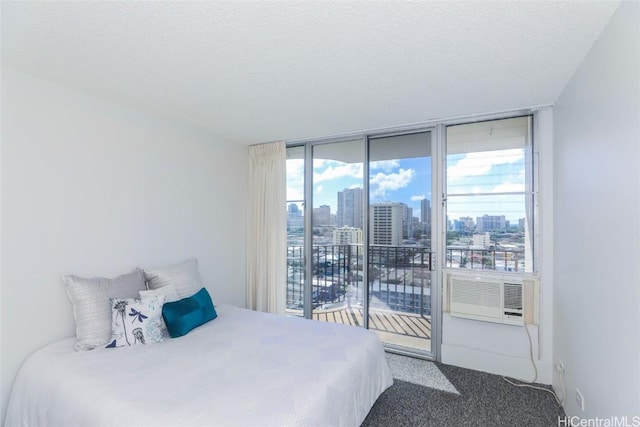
[246,141,287,314]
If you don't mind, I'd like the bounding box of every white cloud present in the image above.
[492,169,526,193]
[410,195,426,201]
[286,158,304,181]
[447,149,523,180]
[370,160,400,173]
[286,158,305,201]
[287,187,304,202]
[312,158,332,169]
[315,185,323,194]
[492,182,524,193]
[370,169,415,198]
[313,162,363,183]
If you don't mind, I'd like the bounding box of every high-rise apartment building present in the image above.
[421,199,431,233]
[453,216,475,231]
[476,215,507,232]
[336,187,364,229]
[313,204,331,226]
[287,203,303,230]
[369,202,404,245]
[402,204,413,239]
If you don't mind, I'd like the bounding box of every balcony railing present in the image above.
[287,244,525,315]
[287,244,432,316]
[444,246,525,272]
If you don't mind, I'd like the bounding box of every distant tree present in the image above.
[483,256,494,269]
[447,231,460,244]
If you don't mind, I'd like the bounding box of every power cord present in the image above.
[502,323,564,406]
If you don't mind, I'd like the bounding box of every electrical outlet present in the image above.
[576,389,585,411]
[555,360,564,373]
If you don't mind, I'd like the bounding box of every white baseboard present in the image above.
[441,343,552,384]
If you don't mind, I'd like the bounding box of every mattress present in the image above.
[5,305,393,427]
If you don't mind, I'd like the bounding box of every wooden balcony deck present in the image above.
[310,305,432,351]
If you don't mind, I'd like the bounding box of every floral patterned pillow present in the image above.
[106,295,165,348]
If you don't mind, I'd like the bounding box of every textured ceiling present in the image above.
[1,1,620,145]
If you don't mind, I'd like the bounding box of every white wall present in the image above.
[553,1,639,418]
[441,108,555,384]
[0,68,248,421]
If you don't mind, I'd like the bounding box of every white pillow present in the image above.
[139,285,180,338]
[141,259,202,299]
[63,270,146,351]
[139,284,180,303]
[106,295,165,348]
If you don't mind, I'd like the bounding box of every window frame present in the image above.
[441,114,538,276]
[285,108,543,362]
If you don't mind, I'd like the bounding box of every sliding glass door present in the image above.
[367,132,433,353]
[286,130,435,357]
[311,140,365,325]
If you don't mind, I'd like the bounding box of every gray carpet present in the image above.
[363,354,566,427]
[384,353,460,394]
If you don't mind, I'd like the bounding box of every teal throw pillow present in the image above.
[162,287,217,338]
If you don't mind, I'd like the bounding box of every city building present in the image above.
[401,203,413,239]
[453,216,475,232]
[313,205,331,226]
[287,204,303,231]
[472,233,491,248]
[476,215,506,232]
[421,199,431,233]
[333,226,363,245]
[336,187,364,229]
[369,202,404,246]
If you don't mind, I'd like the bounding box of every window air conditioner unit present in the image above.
[449,275,524,326]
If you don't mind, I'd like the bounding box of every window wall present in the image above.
[286,113,538,359]
[286,146,305,313]
[445,116,534,273]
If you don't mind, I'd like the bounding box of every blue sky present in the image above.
[287,148,527,223]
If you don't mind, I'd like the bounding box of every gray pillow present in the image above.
[142,258,202,299]
[63,270,146,351]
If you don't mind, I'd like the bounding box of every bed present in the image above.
[5,304,393,427]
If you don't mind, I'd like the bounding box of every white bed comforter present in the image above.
[5,305,393,427]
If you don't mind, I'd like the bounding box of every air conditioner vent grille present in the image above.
[451,279,501,307]
[449,275,524,326]
[504,283,523,310]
